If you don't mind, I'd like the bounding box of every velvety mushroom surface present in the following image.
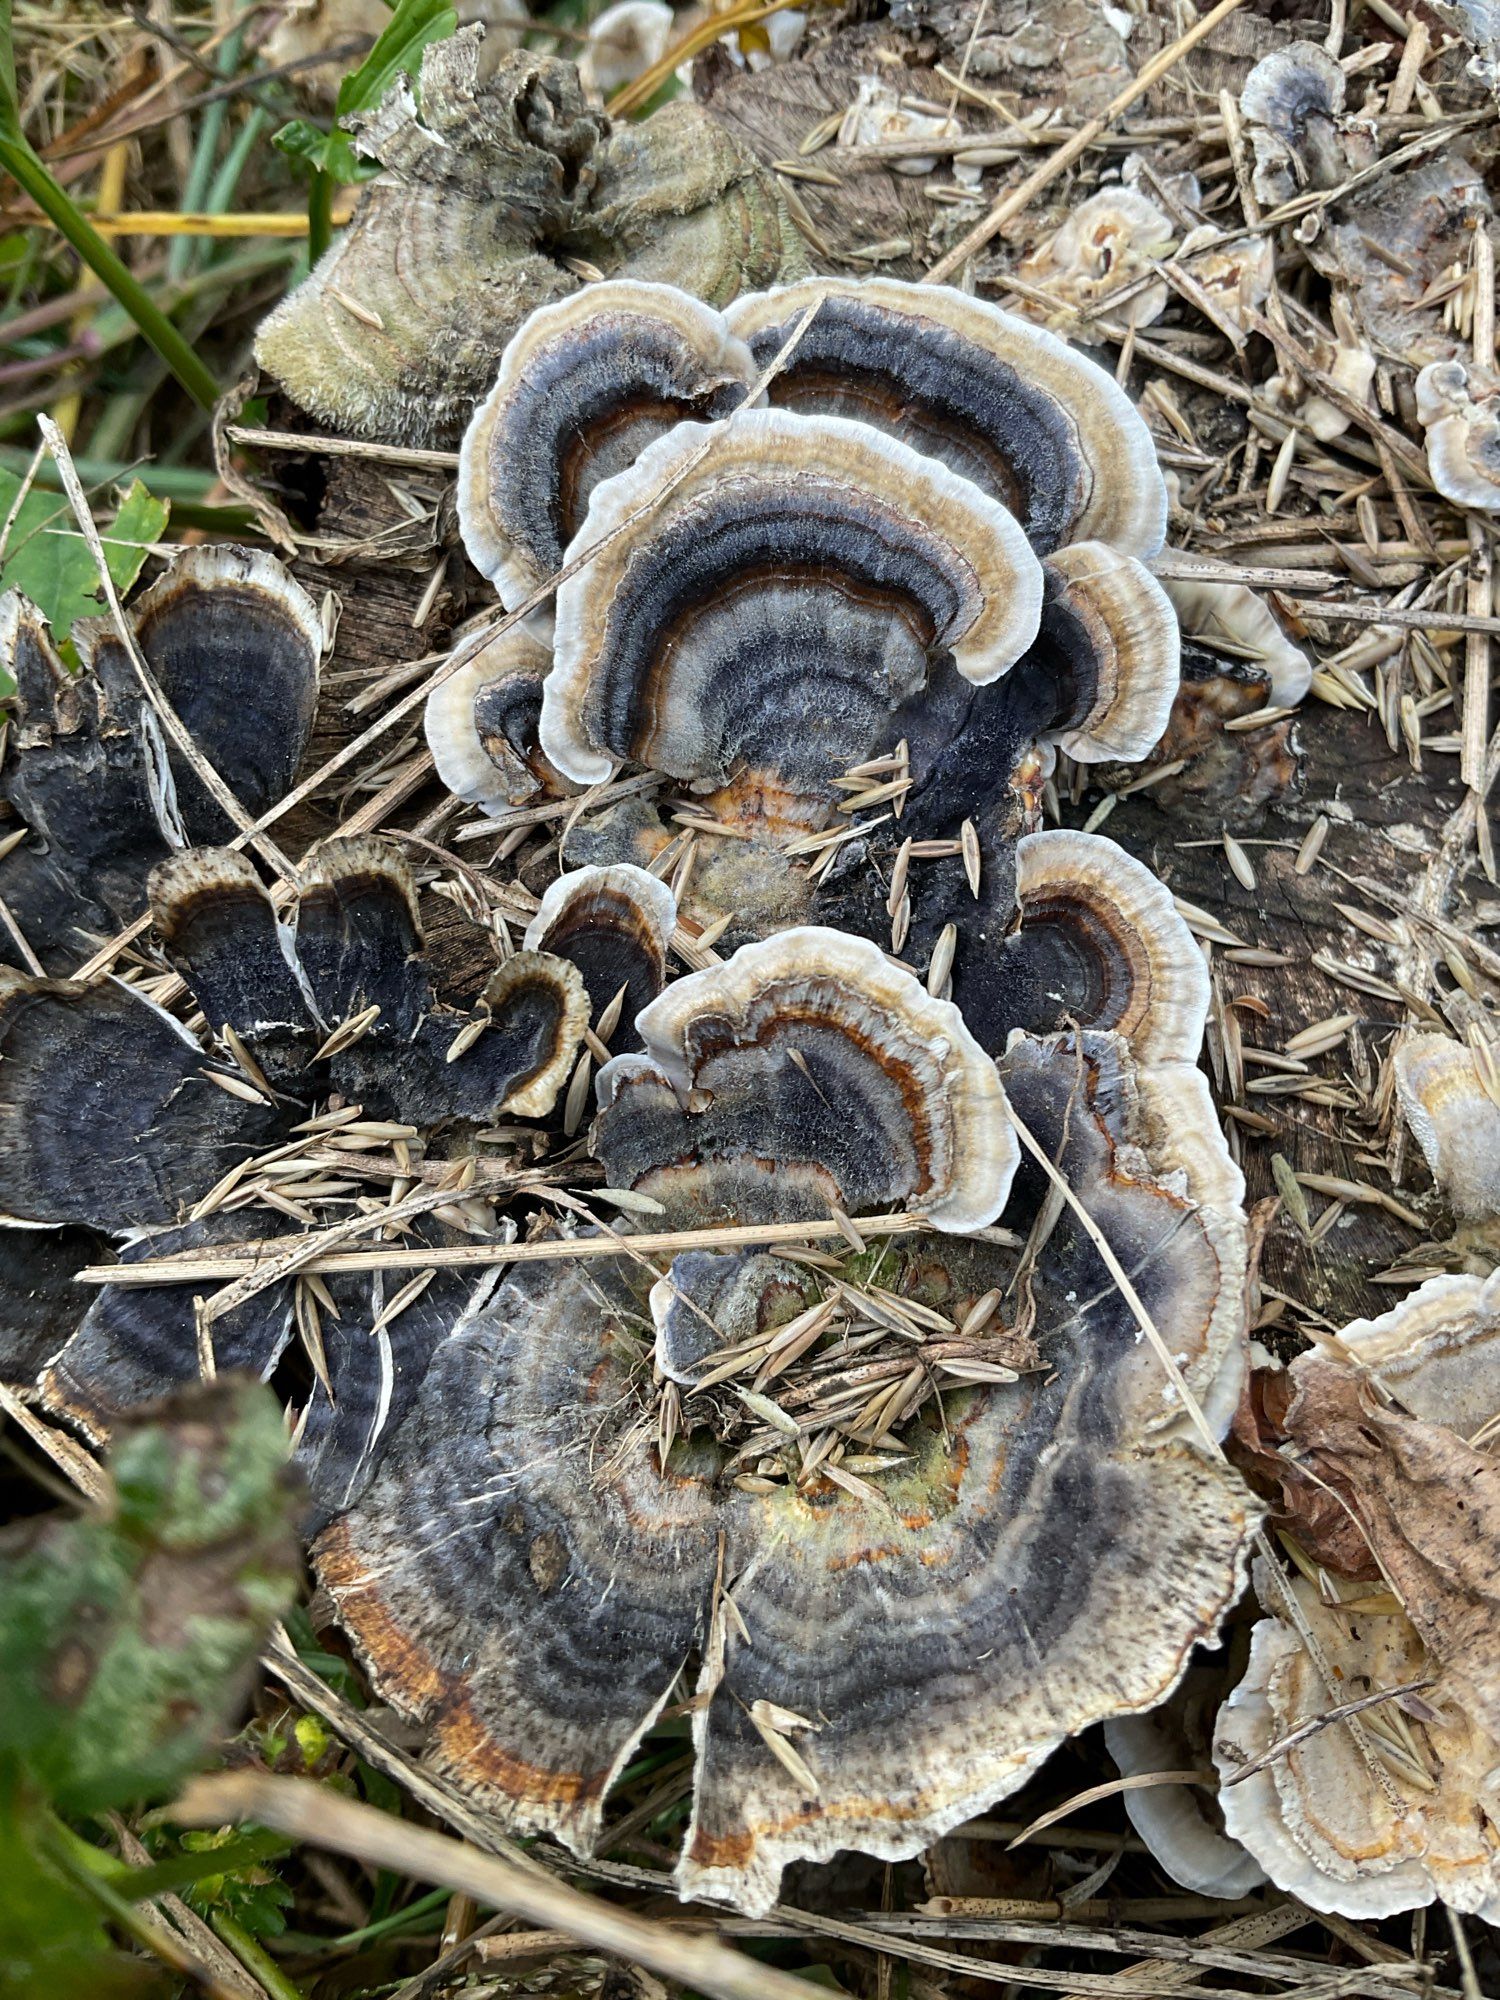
[318,933,1254,1915]
[0,547,322,973]
[0,831,598,1522]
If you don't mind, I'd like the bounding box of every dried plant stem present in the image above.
[172,1770,821,2000]
[77,1212,935,1289]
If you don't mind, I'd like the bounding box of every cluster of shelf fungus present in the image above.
[3,272,1499,1925]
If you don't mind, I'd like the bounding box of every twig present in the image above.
[171,1770,822,2000]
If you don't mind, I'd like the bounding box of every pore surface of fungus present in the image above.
[316,929,1253,1913]
[1394,1032,1500,1221]
[1415,359,1500,512]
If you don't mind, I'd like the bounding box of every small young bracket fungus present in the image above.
[422,622,565,816]
[1016,186,1175,329]
[523,862,676,1028]
[1239,42,1377,209]
[1415,358,1500,512]
[723,277,1168,559]
[1033,542,1180,764]
[1163,570,1313,708]
[0,547,320,972]
[597,926,1017,1233]
[1216,1274,1500,1921]
[318,1014,1252,1916]
[457,281,756,613]
[1104,1672,1267,1899]
[541,408,1045,796]
[939,827,1211,1068]
[1395,1032,1500,1220]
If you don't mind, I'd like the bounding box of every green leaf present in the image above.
[335,0,458,120]
[0,1772,158,2000]
[0,473,170,641]
[0,1377,301,1816]
[272,0,457,188]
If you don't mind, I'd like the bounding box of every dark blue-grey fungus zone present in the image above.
[109,545,322,843]
[542,411,1043,796]
[311,1029,1251,1916]
[0,970,281,1230]
[39,1208,496,1529]
[147,837,588,1127]
[458,281,756,609]
[316,1256,722,1857]
[0,550,320,975]
[725,277,1169,561]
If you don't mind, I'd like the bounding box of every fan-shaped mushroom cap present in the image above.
[1216,1567,1500,1921]
[1163,570,1312,706]
[423,623,565,814]
[541,409,1044,795]
[579,0,675,98]
[318,1259,722,1855]
[458,282,756,611]
[597,926,1016,1234]
[523,863,676,1026]
[116,544,322,842]
[971,829,1210,1067]
[723,277,1167,558]
[0,592,175,967]
[1240,42,1376,207]
[0,971,278,1229]
[1017,187,1175,328]
[1394,1032,1500,1219]
[1035,542,1179,762]
[1415,359,1500,512]
[319,1027,1253,1915]
[149,848,318,1085]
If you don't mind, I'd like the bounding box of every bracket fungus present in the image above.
[1016,186,1175,329]
[1216,1274,1500,1921]
[1239,42,1377,209]
[422,621,565,814]
[1415,358,1500,512]
[523,861,677,1028]
[457,281,756,615]
[1395,1032,1500,1222]
[722,277,1168,559]
[0,546,321,972]
[317,930,1254,1914]
[253,36,806,444]
[539,407,1046,795]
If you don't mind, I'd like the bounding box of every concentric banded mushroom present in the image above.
[722,276,1168,558]
[1016,187,1175,329]
[1415,359,1500,513]
[422,622,566,815]
[1240,42,1376,208]
[1,547,321,972]
[1163,569,1313,707]
[458,281,756,614]
[540,408,1045,797]
[523,862,676,1028]
[597,926,1016,1234]
[317,964,1252,1912]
